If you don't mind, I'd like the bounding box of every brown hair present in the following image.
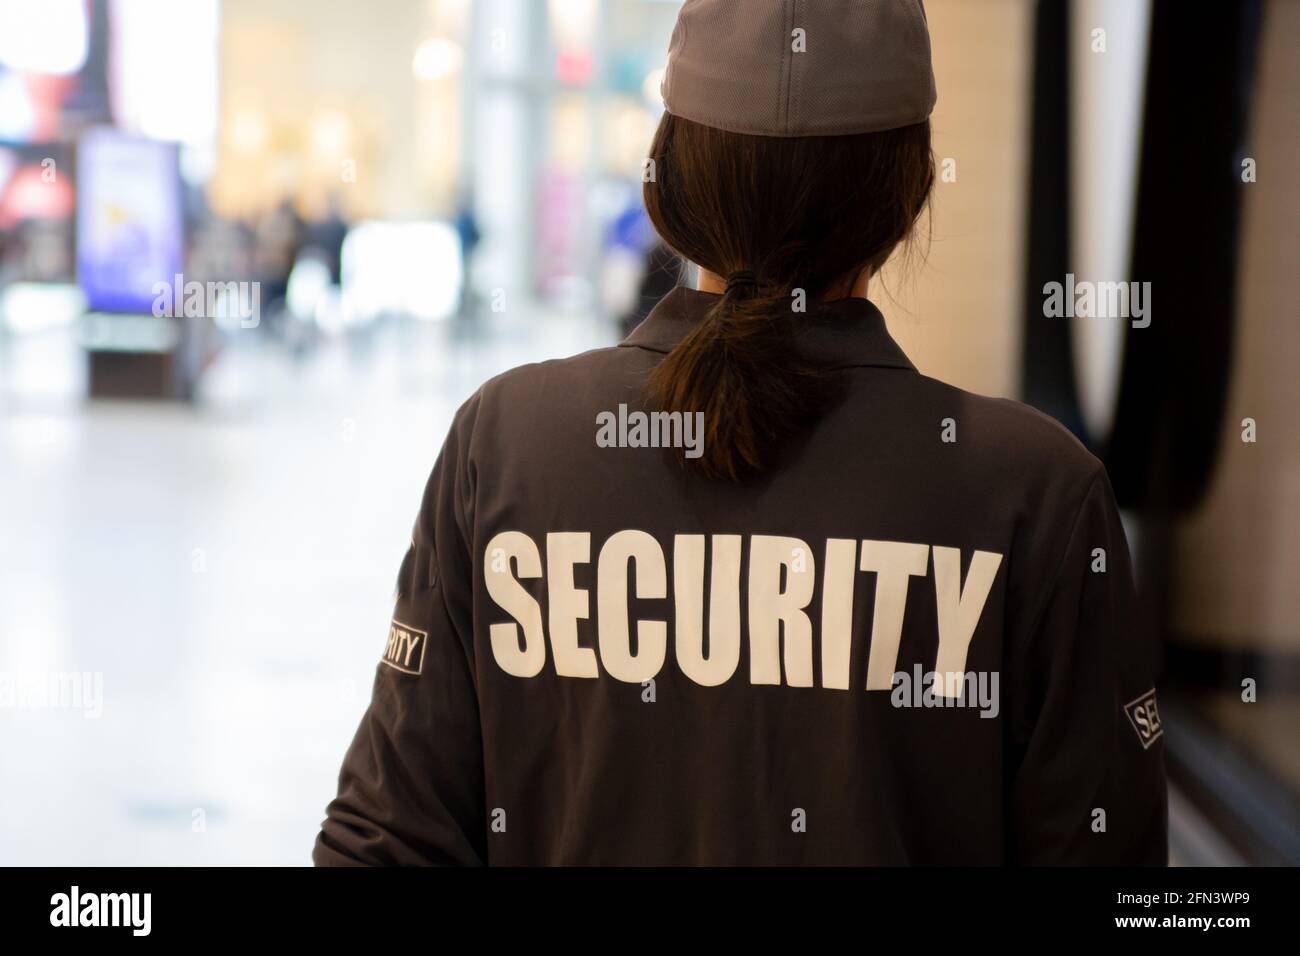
[642,113,934,481]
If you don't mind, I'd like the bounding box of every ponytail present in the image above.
[648,277,840,481]
[643,114,933,481]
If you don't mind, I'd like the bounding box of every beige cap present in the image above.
[661,0,937,138]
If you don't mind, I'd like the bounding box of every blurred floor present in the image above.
[0,312,612,865]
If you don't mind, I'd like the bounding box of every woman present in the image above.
[314,0,1166,865]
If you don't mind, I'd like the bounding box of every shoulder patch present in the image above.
[1123,688,1163,749]
[382,620,428,675]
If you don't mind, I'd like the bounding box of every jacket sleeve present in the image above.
[313,398,485,866]
[1005,469,1168,865]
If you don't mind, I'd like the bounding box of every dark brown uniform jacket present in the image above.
[313,287,1168,865]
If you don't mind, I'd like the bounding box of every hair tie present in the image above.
[725,270,759,293]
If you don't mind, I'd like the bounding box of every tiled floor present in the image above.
[0,313,613,864]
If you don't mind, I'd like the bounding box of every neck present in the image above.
[696,267,871,300]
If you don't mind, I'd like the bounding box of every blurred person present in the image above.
[305,192,350,285]
[619,239,681,338]
[254,197,306,331]
[451,189,481,327]
[314,0,1166,866]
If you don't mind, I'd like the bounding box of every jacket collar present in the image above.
[618,286,917,372]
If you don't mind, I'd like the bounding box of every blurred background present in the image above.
[0,0,1295,866]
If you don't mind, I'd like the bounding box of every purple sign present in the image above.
[76,128,182,313]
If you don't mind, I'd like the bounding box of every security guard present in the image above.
[314,0,1167,865]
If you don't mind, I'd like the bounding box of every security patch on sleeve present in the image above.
[1123,688,1163,749]
[382,620,428,675]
